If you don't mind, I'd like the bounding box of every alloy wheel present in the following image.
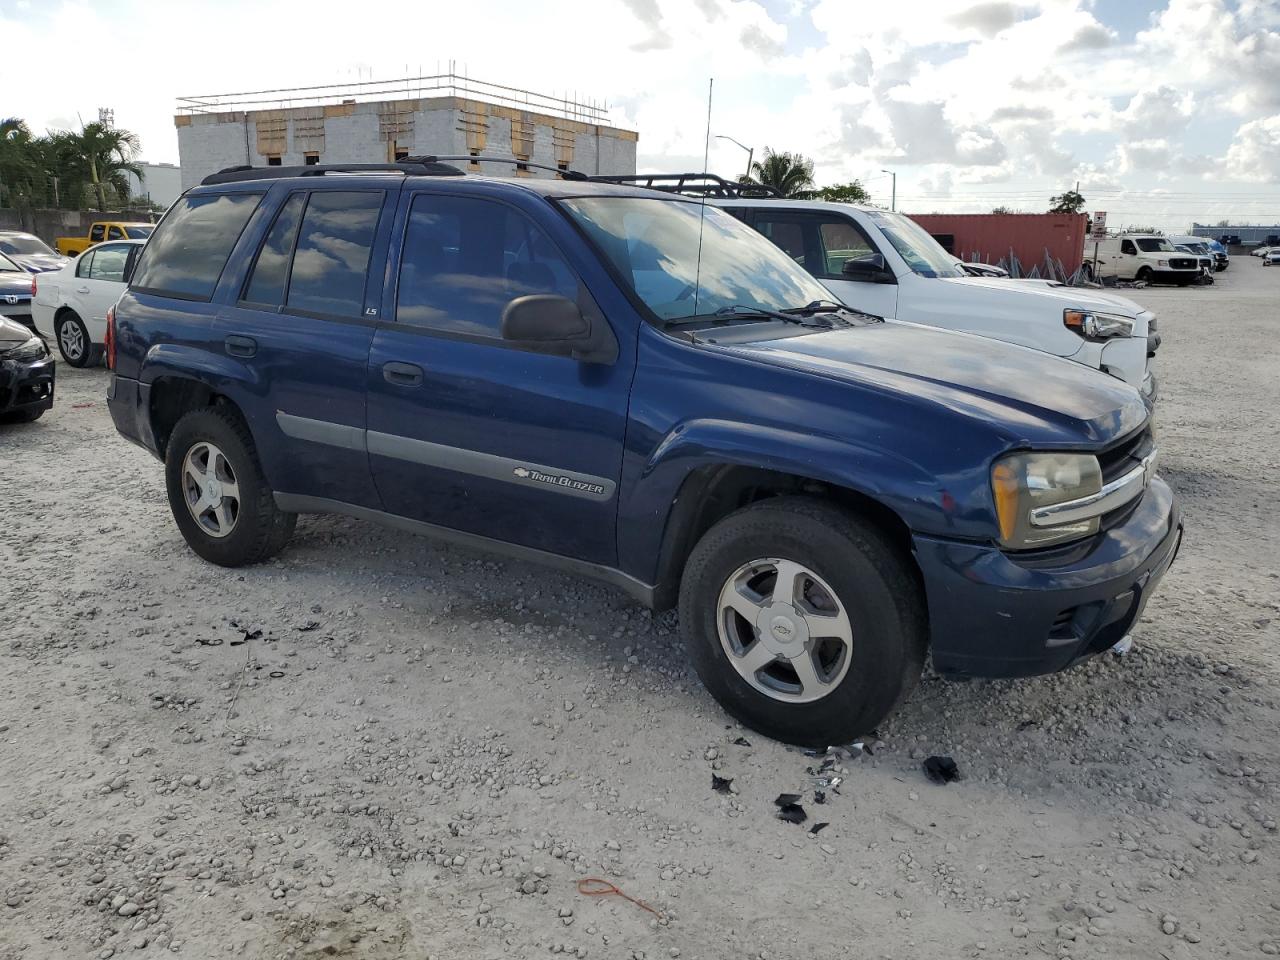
[59,321,85,361]
[181,441,241,538]
[716,558,854,703]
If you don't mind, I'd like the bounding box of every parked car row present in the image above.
[91,159,1180,745]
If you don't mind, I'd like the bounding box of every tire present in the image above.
[679,497,927,747]
[1135,266,1153,283]
[55,312,100,367]
[164,405,297,566]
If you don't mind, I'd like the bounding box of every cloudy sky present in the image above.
[2,0,1278,233]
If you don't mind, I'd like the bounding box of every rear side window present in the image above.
[396,194,579,338]
[131,193,261,301]
[286,192,383,317]
[87,244,130,282]
[75,249,96,279]
[90,224,105,242]
[242,193,305,306]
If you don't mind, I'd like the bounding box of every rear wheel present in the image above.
[679,497,926,747]
[165,406,296,566]
[55,312,100,367]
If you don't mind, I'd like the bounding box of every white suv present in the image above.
[717,199,1158,399]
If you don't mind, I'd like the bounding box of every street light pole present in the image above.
[881,169,896,211]
[715,135,754,181]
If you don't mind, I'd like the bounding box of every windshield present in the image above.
[0,234,55,256]
[1136,237,1175,253]
[864,210,963,278]
[561,197,832,321]
[125,226,154,239]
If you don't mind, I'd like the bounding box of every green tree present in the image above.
[1048,189,1086,214]
[61,122,143,211]
[0,118,41,207]
[991,205,1015,214]
[749,148,815,198]
[805,180,871,203]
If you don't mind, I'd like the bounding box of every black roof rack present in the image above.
[410,155,589,181]
[587,173,781,199]
[200,159,465,186]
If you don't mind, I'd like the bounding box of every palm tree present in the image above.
[0,118,40,207]
[749,148,815,198]
[62,122,143,210]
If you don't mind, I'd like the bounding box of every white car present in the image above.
[1253,245,1276,258]
[1264,250,1280,266]
[715,199,1159,399]
[32,239,144,367]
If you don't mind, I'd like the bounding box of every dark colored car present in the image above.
[106,161,1181,745]
[0,231,68,274]
[0,314,54,422]
[0,252,35,329]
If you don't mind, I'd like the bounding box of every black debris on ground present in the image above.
[711,774,733,794]
[923,755,960,785]
[809,822,829,835]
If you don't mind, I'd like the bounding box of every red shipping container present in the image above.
[906,213,1088,276]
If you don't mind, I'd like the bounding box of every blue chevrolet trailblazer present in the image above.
[106,159,1181,745]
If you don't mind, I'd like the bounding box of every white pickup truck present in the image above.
[715,199,1159,399]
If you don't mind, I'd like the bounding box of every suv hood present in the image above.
[941,276,1146,318]
[726,321,1149,447]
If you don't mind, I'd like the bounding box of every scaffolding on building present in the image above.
[176,68,612,127]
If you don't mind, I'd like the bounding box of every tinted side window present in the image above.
[242,193,305,306]
[107,226,124,240]
[818,220,874,276]
[755,219,807,264]
[285,191,382,317]
[90,224,105,242]
[1121,240,1136,255]
[76,249,96,278]
[396,194,579,337]
[132,193,261,300]
[88,244,130,282]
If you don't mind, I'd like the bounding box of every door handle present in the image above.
[225,335,257,358]
[382,361,423,386]
[76,286,90,294]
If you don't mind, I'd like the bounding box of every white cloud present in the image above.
[0,0,1276,233]
[1225,116,1280,182]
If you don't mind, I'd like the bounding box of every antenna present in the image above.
[691,78,713,318]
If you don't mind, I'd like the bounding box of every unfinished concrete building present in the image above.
[174,74,638,189]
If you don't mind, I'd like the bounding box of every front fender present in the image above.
[618,417,979,592]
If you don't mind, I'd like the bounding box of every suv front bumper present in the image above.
[914,478,1181,678]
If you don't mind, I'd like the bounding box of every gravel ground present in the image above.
[2,263,1278,960]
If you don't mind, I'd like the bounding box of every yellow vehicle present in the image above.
[55,221,154,256]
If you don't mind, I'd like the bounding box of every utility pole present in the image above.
[882,169,897,211]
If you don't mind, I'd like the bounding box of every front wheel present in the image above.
[679,498,927,747]
[165,406,296,566]
[1135,266,1153,283]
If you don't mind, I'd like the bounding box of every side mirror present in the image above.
[841,253,892,281]
[501,294,617,364]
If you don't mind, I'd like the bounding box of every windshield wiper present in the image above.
[783,300,883,325]
[714,304,834,327]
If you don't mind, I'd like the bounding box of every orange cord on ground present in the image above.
[576,878,663,919]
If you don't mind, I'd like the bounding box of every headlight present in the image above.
[991,452,1103,549]
[2,335,48,362]
[1157,259,1168,267]
[1063,308,1135,341]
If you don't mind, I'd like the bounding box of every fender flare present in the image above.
[633,418,943,605]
